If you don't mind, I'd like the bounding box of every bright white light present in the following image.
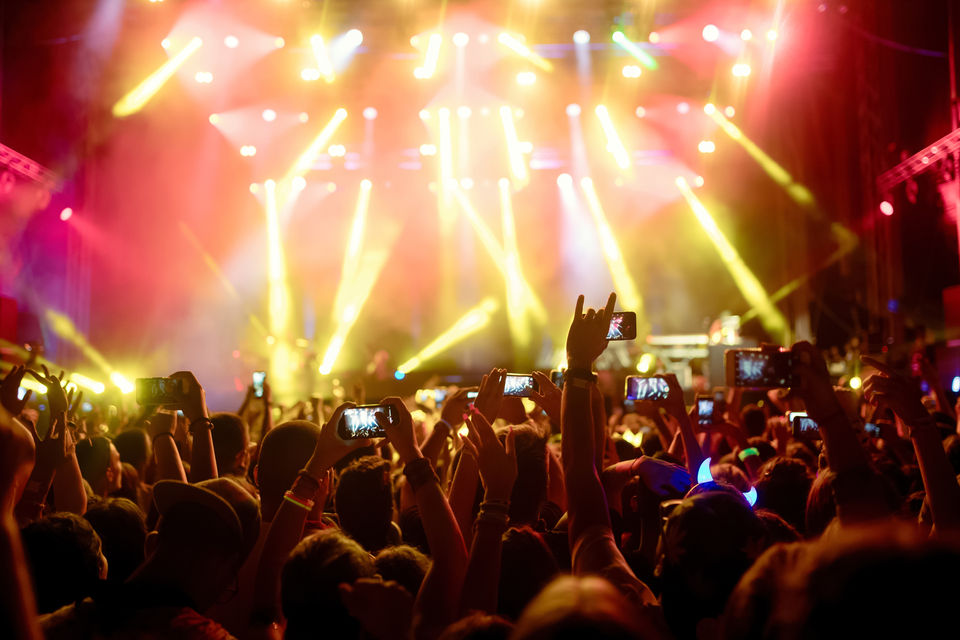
[299,112,309,123]
[702,24,720,42]
[292,176,307,191]
[301,68,321,81]
[698,140,716,153]
[635,106,646,118]
[622,65,642,78]
[880,201,894,216]
[208,113,220,124]
[557,173,573,188]
[328,144,346,157]
[419,109,430,120]
[453,32,469,47]
[704,103,716,115]
[194,71,213,83]
[694,176,705,187]
[363,107,378,120]
[740,29,753,41]
[566,103,581,117]
[419,144,437,156]
[460,177,474,189]
[59,207,73,221]
[766,29,778,41]
[240,145,257,157]
[724,106,736,117]
[345,29,363,47]
[161,38,171,49]
[249,183,259,194]
[224,35,239,48]
[518,141,533,154]
[732,63,751,77]
[262,109,277,122]
[516,71,536,85]
[648,31,660,44]
[573,30,590,44]
[457,106,472,118]
[952,376,960,393]
[677,102,690,114]
[274,37,285,48]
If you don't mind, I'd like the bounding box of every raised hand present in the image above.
[440,388,477,428]
[23,409,69,473]
[305,402,371,474]
[530,371,561,423]
[375,397,421,464]
[861,356,929,424]
[566,293,616,370]
[1,366,32,415]
[28,366,68,418]
[462,411,517,502]
[632,457,690,497]
[474,368,506,424]
[790,341,844,420]
[168,371,208,422]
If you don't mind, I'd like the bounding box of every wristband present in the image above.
[475,510,510,529]
[738,447,760,462]
[403,457,438,491]
[283,491,315,511]
[479,499,511,513]
[565,368,597,384]
[188,417,214,435]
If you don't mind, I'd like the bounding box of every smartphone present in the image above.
[253,371,266,398]
[136,377,185,406]
[789,411,819,439]
[550,369,565,389]
[864,422,881,437]
[625,375,670,401]
[607,312,637,341]
[504,373,539,397]
[697,396,716,426]
[725,349,793,389]
[337,404,398,440]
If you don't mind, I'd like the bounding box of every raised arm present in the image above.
[445,384,491,537]
[170,371,217,482]
[377,397,468,640]
[146,410,188,483]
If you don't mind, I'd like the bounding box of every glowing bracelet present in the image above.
[283,491,315,511]
[738,447,760,462]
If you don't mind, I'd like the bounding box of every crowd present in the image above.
[2,292,960,639]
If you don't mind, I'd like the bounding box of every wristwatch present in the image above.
[565,367,597,386]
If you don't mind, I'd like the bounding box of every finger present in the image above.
[460,435,479,459]
[23,389,33,405]
[584,308,596,322]
[575,294,584,319]
[505,425,516,457]
[602,292,617,327]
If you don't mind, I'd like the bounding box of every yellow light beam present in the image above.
[675,177,788,341]
[438,107,455,219]
[281,108,348,189]
[415,33,443,79]
[109,372,135,395]
[43,310,135,392]
[595,105,631,169]
[499,178,531,348]
[332,179,372,325]
[500,106,529,185]
[309,35,336,83]
[179,222,269,337]
[451,188,546,322]
[69,373,105,395]
[497,32,553,72]
[264,179,291,338]
[397,298,500,374]
[579,178,646,329]
[113,37,203,118]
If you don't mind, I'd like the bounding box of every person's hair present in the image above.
[113,429,149,472]
[502,424,548,525]
[84,497,147,584]
[281,529,376,640]
[210,412,250,476]
[437,612,513,640]
[746,437,776,462]
[741,405,766,438]
[710,463,750,492]
[755,456,813,535]
[75,436,113,484]
[374,545,431,598]
[336,455,394,552]
[754,509,801,545]
[256,420,321,520]
[511,575,653,640]
[21,513,104,613]
[805,469,838,537]
[497,526,559,620]
[658,490,766,639]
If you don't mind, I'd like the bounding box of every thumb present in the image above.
[505,425,516,457]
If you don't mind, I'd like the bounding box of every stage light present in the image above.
[611,31,658,70]
[208,113,220,124]
[766,29,778,41]
[109,372,135,394]
[698,140,716,153]
[453,32,469,47]
[457,106,472,118]
[516,71,536,85]
[635,106,646,118]
[499,178,531,349]
[60,207,73,221]
[299,112,309,123]
[648,32,660,44]
[224,35,239,48]
[396,298,500,374]
[573,30,590,44]
[394,370,405,380]
[113,36,203,117]
[328,144,346,157]
[415,33,442,79]
[724,106,736,118]
[702,24,720,42]
[274,37,285,49]
[345,29,363,47]
[740,29,753,41]
[695,175,705,187]
[849,376,862,390]
[557,173,573,187]
[19,378,48,396]
[194,71,213,83]
[460,177,474,189]
[677,102,690,114]
[636,353,655,374]
[262,109,277,122]
[621,65,642,78]
[580,177,645,325]
[363,107,377,120]
[309,35,335,83]
[732,63,751,77]
[283,108,348,186]
[518,141,533,154]
[301,68,321,81]
[500,106,529,184]
[240,145,257,157]
[497,32,553,72]
[161,38,171,49]
[44,310,115,377]
[249,183,259,194]
[880,200,894,216]
[292,176,307,191]
[566,104,581,117]
[419,144,437,156]
[953,376,960,394]
[68,373,105,395]
[419,109,430,120]
[705,108,816,208]
[675,176,788,341]
[594,105,631,170]
[438,107,454,196]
